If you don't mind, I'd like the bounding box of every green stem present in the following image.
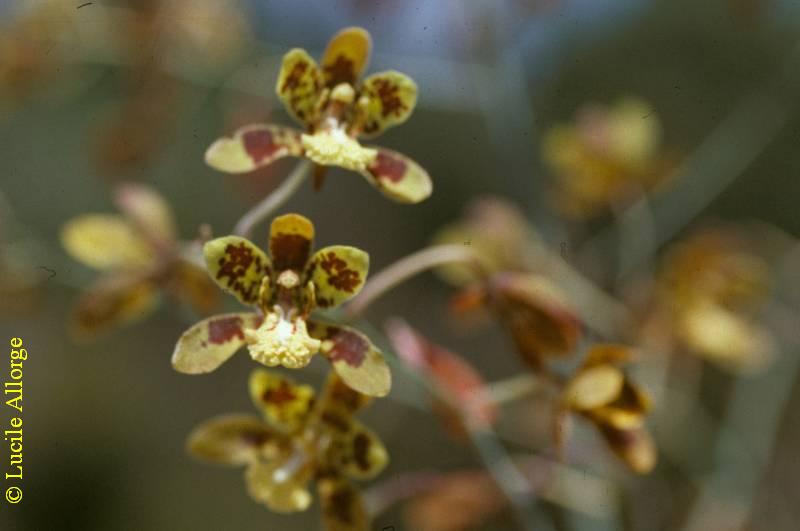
[233,159,312,237]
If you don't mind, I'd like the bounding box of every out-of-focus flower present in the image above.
[60,183,218,338]
[386,318,496,439]
[204,27,432,203]
[542,99,673,219]
[0,0,75,102]
[172,213,391,396]
[188,369,387,531]
[561,344,656,474]
[404,470,506,531]
[646,227,775,373]
[435,198,582,370]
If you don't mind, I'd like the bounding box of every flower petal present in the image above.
[71,275,159,338]
[203,236,272,306]
[61,214,153,270]
[164,260,221,315]
[187,414,278,466]
[321,27,371,87]
[318,372,372,415]
[246,459,313,513]
[386,319,497,433]
[248,369,316,432]
[597,425,657,474]
[270,213,315,272]
[113,182,176,246]
[590,380,652,430]
[276,49,324,126]
[563,365,624,411]
[357,71,418,137]
[307,245,369,309]
[318,475,369,531]
[360,147,432,203]
[310,323,391,397]
[334,421,389,480]
[204,124,304,174]
[492,273,582,368]
[172,312,263,374]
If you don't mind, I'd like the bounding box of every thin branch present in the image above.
[345,244,483,319]
[233,159,312,237]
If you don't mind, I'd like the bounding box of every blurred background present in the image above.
[2,0,800,529]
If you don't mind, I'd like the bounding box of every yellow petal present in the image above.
[598,425,657,474]
[71,275,159,339]
[172,312,263,374]
[248,368,316,432]
[318,476,370,531]
[310,323,391,397]
[563,365,624,411]
[275,49,324,126]
[187,414,277,466]
[113,182,176,245]
[680,301,775,374]
[332,421,389,481]
[590,380,652,430]
[61,214,153,270]
[307,245,369,309]
[582,343,633,368]
[246,459,313,513]
[357,71,418,138]
[318,372,372,415]
[204,124,303,173]
[203,236,271,306]
[321,27,371,87]
[360,147,432,203]
[269,213,315,272]
[608,99,660,166]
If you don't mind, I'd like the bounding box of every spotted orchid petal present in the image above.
[276,49,324,127]
[307,245,369,309]
[172,312,264,374]
[357,71,418,138]
[203,236,272,306]
[187,414,279,466]
[71,274,159,339]
[321,27,371,87]
[113,182,176,246]
[269,213,314,272]
[248,369,316,433]
[205,124,303,174]
[333,421,389,481]
[61,214,153,270]
[318,476,369,531]
[310,322,391,397]
[360,147,432,204]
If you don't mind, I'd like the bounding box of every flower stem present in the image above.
[345,244,484,319]
[233,159,312,237]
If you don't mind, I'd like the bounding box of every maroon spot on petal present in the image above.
[281,60,309,93]
[240,428,272,447]
[319,251,361,293]
[261,380,297,406]
[372,77,408,118]
[324,54,356,86]
[369,151,407,184]
[325,482,357,524]
[243,129,282,164]
[216,242,268,302]
[208,315,245,344]
[352,432,371,471]
[327,328,368,367]
[321,410,351,433]
[270,233,312,271]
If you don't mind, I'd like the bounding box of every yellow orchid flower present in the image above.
[172,213,391,397]
[204,27,432,204]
